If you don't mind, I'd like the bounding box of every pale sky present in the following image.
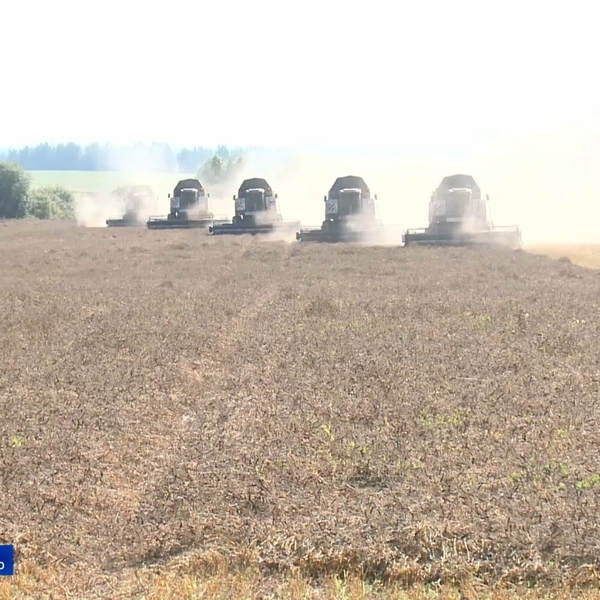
[2,0,599,150]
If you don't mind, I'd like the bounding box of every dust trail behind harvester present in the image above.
[241,125,600,248]
[470,126,600,246]
[74,188,161,228]
[74,192,121,228]
[73,147,175,227]
[232,147,463,246]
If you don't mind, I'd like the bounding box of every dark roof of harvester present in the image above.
[328,175,370,198]
[173,178,205,195]
[438,174,481,198]
[127,184,155,197]
[238,178,272,196]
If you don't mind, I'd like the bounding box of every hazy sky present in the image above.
[2,0,599,150]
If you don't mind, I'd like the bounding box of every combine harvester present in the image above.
[106,185,156,227]
[208,178,299,236]
[296,175,381,242]
[402,174,522,248]
[146,178,228,230]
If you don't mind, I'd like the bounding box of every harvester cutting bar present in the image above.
[146,215,230,230]
[402,226,522,248]
[296,226,368,243]
[209,224,273,235]
[208,221,300,236]
[106,217,139,227]
[146,217,209,230]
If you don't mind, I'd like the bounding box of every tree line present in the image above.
[0,143,246,172]
[0,162,76,220]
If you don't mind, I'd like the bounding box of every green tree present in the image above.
[197,153,244,187]
[0,161,31,219]
[28,186,75,220]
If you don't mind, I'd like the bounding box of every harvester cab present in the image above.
[124,191,148,216]
[170,186,207,217]
[146,178,228,230]
[234,185,279,222]
[296,175,380,242]
[208,177,299,236]
[329,187,377,219]
[402,174,522,248]
[106,185,156,227]
[428,183,486,229]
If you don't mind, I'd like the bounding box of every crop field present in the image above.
[1,221,600,599]
[525,245,600,270]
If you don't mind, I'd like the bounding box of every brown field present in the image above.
[525,245,600,270]
[1,221,600,599]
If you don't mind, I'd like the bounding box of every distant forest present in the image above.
[0,143,246,172]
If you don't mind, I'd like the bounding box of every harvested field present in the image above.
[1,221,600,598]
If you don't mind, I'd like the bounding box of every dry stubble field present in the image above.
[1,221,600,599]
